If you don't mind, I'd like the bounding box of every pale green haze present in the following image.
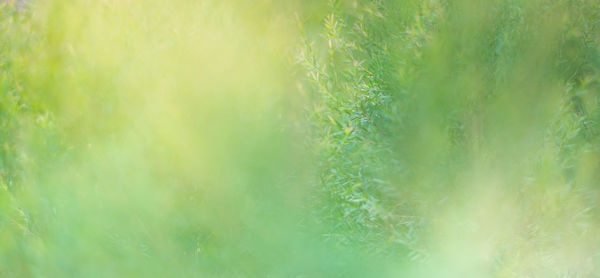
[1,0,600,277]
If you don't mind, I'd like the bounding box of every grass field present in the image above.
[1,0,600,277]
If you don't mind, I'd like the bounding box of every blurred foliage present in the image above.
[0,0,600,277]
[298,0,600,276]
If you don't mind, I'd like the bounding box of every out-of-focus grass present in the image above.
[299,0,600,276]
[0,0,360,277]
[1,0,600,277]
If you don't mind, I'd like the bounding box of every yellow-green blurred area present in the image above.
[1,0,600,277]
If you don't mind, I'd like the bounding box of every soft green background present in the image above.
[1,0,600,276]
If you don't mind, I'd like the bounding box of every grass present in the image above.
[1,0,600,277]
